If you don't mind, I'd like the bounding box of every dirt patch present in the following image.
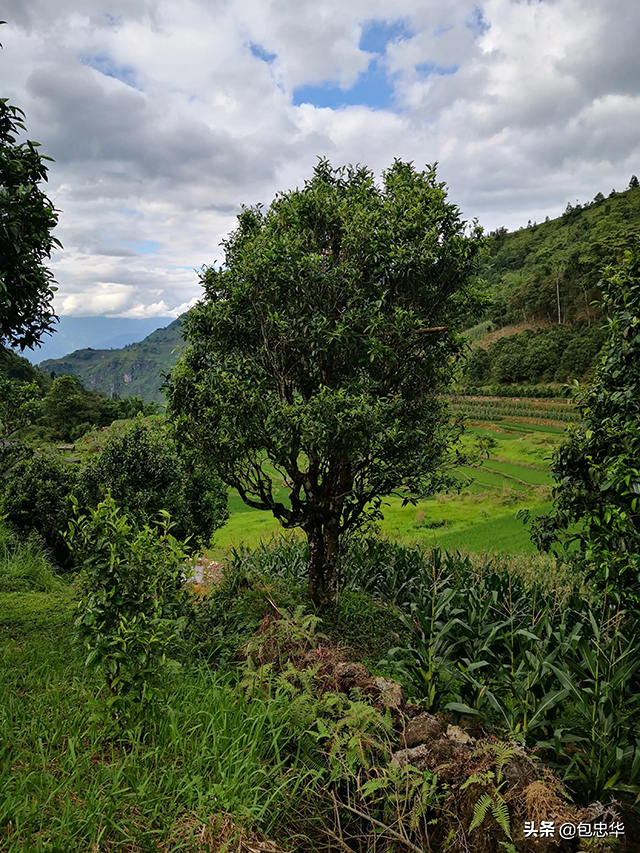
[162,811,285,853]
[472,319,555,350]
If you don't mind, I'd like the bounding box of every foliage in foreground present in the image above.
[220,536,640,806]
[0,98,60,351]
[66,495,193,724]
[1,530,636,851]
[168,158,486,605]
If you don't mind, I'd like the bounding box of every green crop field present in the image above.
[211,408,569,559]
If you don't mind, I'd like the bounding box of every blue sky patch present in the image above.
[250,42,277,63]
[123,240,160,255]
[468,6,490,35]
[415,62,459,78]
[81,54,140,89]
[359,18,413,54]
[293,59,395,110]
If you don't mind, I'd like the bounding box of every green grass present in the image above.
[481,459,553,485]
[0,525,67,594]
[212,417,561,559]
[0,588,316,852]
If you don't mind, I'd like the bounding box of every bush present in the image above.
[67,495,192,723]
[79,417,228,548]
[464,347,491,382]
[0,454,78,567]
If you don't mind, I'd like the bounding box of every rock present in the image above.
[333,662,370,692]
[446,724,474,744]
[373,677,404,712]
[402,712,442,747]
[502,752,538,791]
[391,744,431,771]
[56,444,75,451]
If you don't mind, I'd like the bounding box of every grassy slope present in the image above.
[38,318,184,404]
[0,581,309,851]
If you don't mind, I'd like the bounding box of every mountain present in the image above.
[38,318,184,403]
[20,316,175,364]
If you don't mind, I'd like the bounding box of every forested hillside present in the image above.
[484,182,640,326]
[38,318,183,403]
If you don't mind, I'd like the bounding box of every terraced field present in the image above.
[212,398,571,557]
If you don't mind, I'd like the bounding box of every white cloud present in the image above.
[2,0,639,317]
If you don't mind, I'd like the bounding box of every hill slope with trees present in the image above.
[485,180,640,327]
[38,318,184,403]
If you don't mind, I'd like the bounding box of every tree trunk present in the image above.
[306,518,340,606]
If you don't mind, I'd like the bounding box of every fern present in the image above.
[468,790,512,840]
[491,791,512,839]
[469,792,493,833]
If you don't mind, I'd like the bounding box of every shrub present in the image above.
[79,417,228,548]
[0,453,78,567]
[464,347,491,382]
[67,495,192,723]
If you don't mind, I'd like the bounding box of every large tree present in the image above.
[0,99,60,351]
[167,159,485,604]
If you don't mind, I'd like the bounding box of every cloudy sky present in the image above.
[3,0,639,319]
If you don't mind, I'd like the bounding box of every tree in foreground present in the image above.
[0,99,60,351]
[167,159,485,604]
[526,239,640,605]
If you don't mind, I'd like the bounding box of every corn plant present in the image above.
[542,609,640,800]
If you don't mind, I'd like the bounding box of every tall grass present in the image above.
[0,618,318,851]
[0,523,65,593]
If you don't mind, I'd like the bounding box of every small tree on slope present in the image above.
[167,159,485,604]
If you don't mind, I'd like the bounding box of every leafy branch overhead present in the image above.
[0,98,61,350]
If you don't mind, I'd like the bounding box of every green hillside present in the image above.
[485,183,640,326]
[39,318,184,403]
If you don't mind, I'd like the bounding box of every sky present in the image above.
[2,0,640,320]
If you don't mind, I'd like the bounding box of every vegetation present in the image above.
[485,184,640,326]
[0,99,61,351]
[67,495,192,724]
[39,317,184,404]
[525,239,640,605]
[168,159,485,604]
[79,416,228,547]
[4,143,640,849]
[0,453,78,566]
[463,322,605,385]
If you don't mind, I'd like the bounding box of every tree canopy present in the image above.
[167,159,485,603]
[0,99,60,351]
[526,238,640,604]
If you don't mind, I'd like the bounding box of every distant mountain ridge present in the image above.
[39,318,184,403]
[21,316,175,363]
